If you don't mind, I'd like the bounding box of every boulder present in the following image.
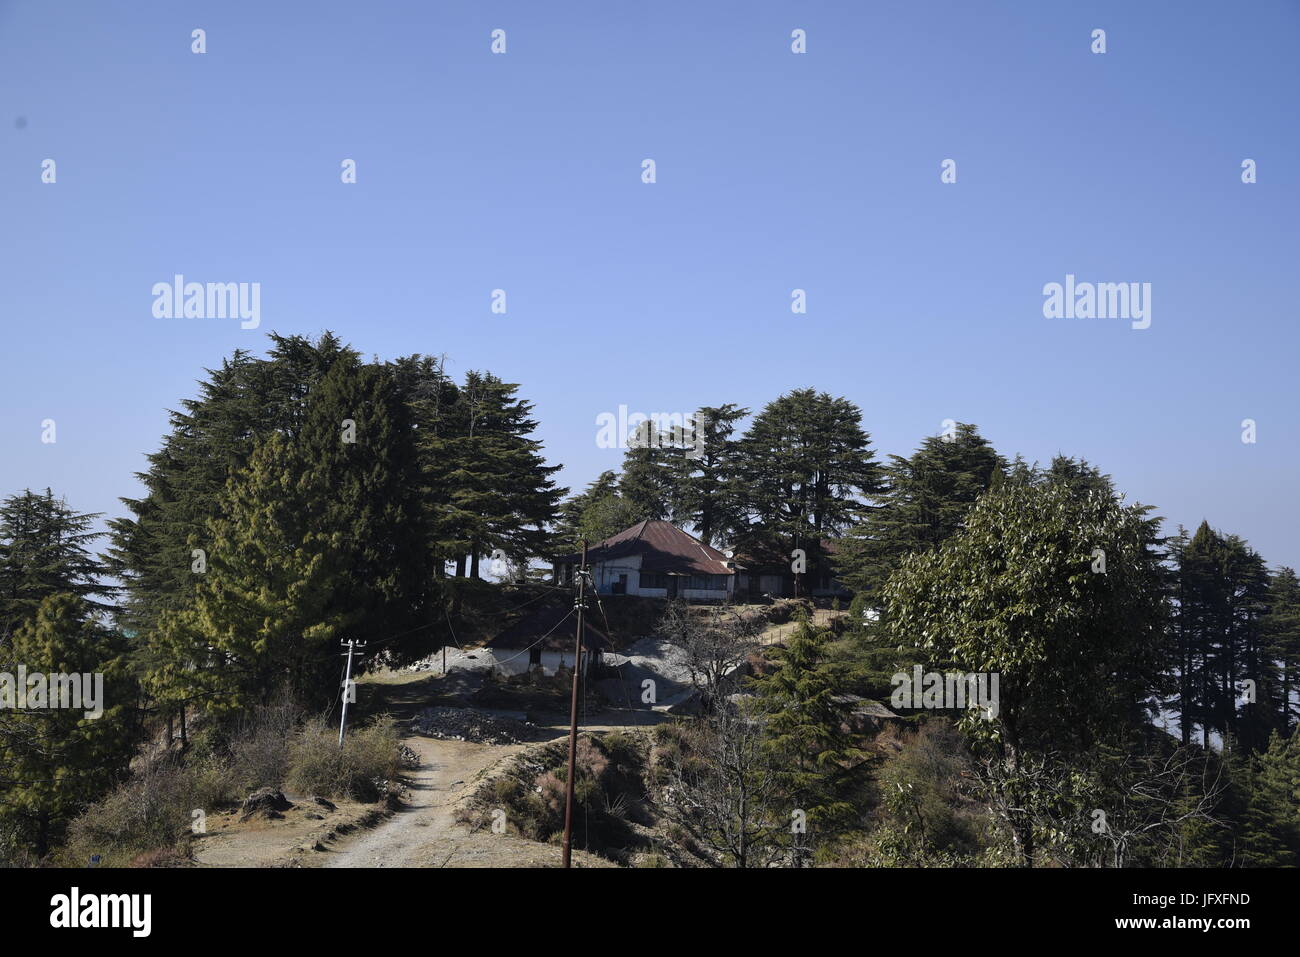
[240,787,294,821]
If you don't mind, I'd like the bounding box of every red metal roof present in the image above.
[557,520,735,577]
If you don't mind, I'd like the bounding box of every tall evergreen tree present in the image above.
[554,471,639,548]
[1263,567,1300,735]
[153,357,435,714]
[1172,522,1273,752]
[619,432,677,522]
[108,334,357,653]
[0,594,136,860]
[0,490,110,643]
[434,371,562,577]
[836,423,1002,601]
[672,404,748,546]
[751,618,864,849]
[733,389,880,581]
[388,353,461,575]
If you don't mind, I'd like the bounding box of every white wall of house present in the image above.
[590,556,642,594]
[633,584,735,600]
[481,648,598,677]
[557,555,735,599]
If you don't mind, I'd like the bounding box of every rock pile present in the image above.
[411,707,534,745]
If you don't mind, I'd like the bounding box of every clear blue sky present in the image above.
[2,1,1297,567]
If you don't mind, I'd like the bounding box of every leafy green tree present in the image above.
[554,471,640,548]
[884,480,1168,864]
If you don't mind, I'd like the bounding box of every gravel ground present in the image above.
[410,707,536,745]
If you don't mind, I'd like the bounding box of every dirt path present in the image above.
[758,607,843,645]
[316,732,614,868]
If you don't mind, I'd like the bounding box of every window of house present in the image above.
[688,574,727,590]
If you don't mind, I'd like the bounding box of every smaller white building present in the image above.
[484,605,611,676]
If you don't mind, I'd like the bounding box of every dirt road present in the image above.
[317,732,613,868]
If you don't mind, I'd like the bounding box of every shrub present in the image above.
[870,718,988,862]
[60,752,227,867]
[601,729,640,767]
[224,700,300,794]
[286,714,401,801]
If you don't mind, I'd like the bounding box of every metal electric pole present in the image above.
[561,540,589,868]
[338,638,365,747]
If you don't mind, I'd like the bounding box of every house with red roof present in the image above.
[553,519,737,600]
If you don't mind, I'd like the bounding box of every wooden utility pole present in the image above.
[561,540,589,868]
[338,638,365,747]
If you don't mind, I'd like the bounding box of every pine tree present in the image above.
[389,353,461,574]
[108,335,357,665]
[613,404,749,545]
[0,594,137,860]
[156,358,435,714]
[672,404,748,546]
[1174,522,1273,752]
[0,490,110,642]
[1263,567,1300,735]
[434,371,562,577]
[750,619,865,847]
[618,435,677,522]
[733,389,880,583]
[1226,733,1299,866]
[836,423,1002,601]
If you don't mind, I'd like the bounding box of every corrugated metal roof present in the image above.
[487,605,612,651]
[558,520,735,577]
